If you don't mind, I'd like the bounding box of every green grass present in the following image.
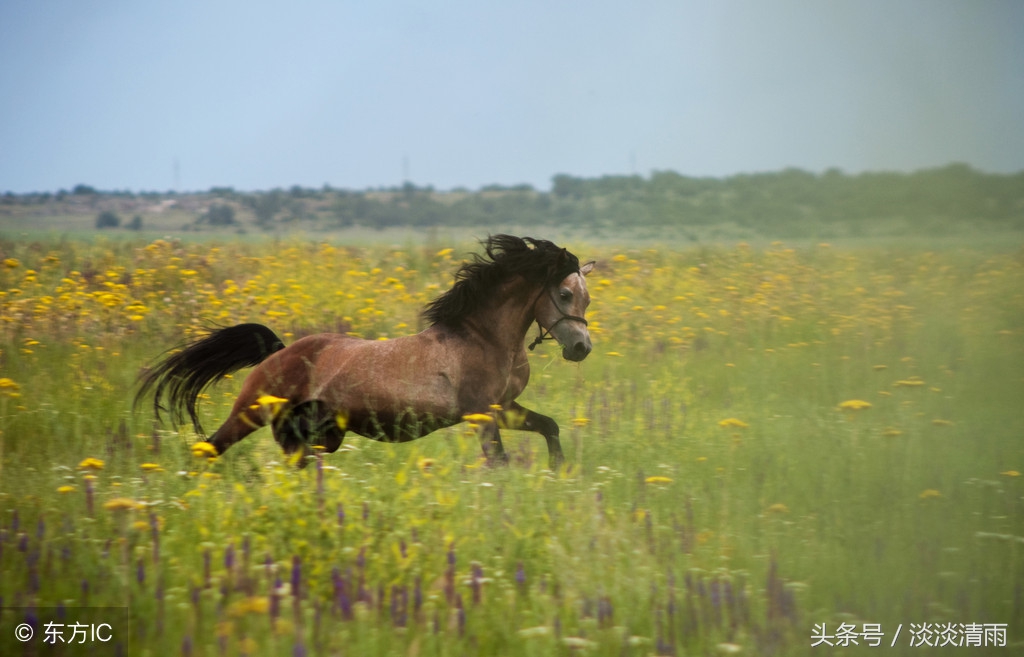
[0,236,1021,655]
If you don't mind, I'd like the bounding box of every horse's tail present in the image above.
[135,323,285,435]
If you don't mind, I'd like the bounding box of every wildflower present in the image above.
[104,497,139,511]
[0,378,20,398]
[838,400,871,411]
[766,503,790,514]
[1000,470,1020,477]
[251,394,289,418]
[918,489,942,500]
[461,413,493,423]
[79,457,105,470]
[718,418,749,429]
[140,462,162,471]
[57,485,75,494]
[894,379,926,387]
[191,442,217,458]
[571,417,590,428]
[417,457,436,474]
[644,476,673,485]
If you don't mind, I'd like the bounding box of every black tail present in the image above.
[135,323,285,435]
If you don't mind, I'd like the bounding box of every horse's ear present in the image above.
[580,260,596,276]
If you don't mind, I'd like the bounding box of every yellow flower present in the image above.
[0,378,20,397]
[57,485,76,494]
[462,413,493,424]
[571,417,591,428]
[251,394,289,410]
[644,476,673,485]
[1000,470,1020,477]
[918,489,942,500]
[78,457,105,470]
[191,442,218,458]
[766,503,790,514]
[718,418,749,429]
[838,399,871,411]
[931,419,953,426]
[417,457,437,474]
[140,462,163,471]
[894,379,926,387]
[882,427,903,437]
[103,497,139,511]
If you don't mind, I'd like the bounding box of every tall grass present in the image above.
[0,237,1021,655]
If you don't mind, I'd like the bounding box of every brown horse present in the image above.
[136,235,594,468]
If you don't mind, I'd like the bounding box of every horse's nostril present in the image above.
[573,342,588,356]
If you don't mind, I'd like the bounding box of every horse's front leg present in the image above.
[477,419,510,466]
[502,402,564,470]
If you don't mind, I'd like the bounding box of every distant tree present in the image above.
[245,191,283,227]
[74,184,98,195]
[96,210,121,229]
[128,215,143,230]
[551,174,586,199]
[202,203,236,226]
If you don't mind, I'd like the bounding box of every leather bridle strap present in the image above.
[527,285,588,351]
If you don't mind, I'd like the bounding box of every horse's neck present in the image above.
[459,280,538,354]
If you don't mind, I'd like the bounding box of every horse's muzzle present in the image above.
[563,340,592,362]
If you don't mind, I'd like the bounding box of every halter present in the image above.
[527,283,589,351]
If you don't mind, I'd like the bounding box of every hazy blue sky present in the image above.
[2,0,1022,193]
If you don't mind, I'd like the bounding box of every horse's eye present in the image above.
[559,290,572,302]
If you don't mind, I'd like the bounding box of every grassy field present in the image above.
[0,234,1021,655]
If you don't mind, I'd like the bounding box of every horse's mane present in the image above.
[422,234,581,328]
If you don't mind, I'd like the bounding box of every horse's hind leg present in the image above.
[207,409,265,456]
[502,402,564,470]
[273,400,345,467]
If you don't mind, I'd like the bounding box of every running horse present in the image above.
[136,235,595,469]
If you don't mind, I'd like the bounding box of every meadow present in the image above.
[0,234,1021,655]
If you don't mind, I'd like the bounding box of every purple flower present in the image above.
[336,503,345,526]
[150,513,160,564]
[291,555,302,600]
[455,594,465,636]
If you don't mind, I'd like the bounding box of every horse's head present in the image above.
[535,260,595,362]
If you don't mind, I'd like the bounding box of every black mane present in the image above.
[422,234,581,328]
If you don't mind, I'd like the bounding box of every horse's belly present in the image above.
[348,408,456,443]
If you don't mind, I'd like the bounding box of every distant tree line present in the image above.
[5,163,1022,238]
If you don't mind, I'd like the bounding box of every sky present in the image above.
[1,0,1022,194]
